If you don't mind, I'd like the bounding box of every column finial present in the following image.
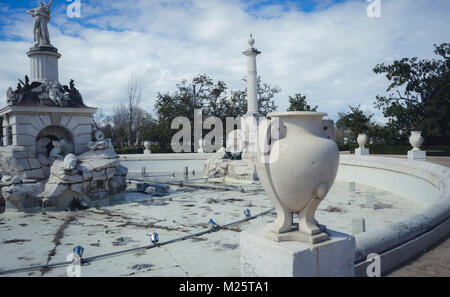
[248,33,255,48]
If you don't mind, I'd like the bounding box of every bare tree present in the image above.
[125,76,142,147]
[112,105,128,147]
[134,107,149,145]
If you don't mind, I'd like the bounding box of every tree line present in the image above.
[336,43,449,145]
[94,75,281,152]
[95,43,449,151]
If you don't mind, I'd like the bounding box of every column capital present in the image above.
[242,33,261,56]
[242,48,261,56]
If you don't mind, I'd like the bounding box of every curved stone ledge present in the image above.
[337,155,450,275]
[119,153,214,161]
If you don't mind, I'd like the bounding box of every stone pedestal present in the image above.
[26,46,61,83]
[355,148,369,156]
[240,228,355,277]
[408,150,426,161]
[144,150,152,155]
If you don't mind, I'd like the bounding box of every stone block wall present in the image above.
[0,146,48,211]
[0,144,128,212]
[3,111,94,155]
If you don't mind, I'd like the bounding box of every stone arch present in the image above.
[36,125,74,157]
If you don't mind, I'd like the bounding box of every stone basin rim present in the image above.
[337,155,450,276]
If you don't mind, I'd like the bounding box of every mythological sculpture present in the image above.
[27,0,54,47]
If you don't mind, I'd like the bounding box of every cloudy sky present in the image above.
[0,0,448,122]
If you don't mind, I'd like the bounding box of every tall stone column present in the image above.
[242,34,261,116]
[26,46,61,83]
[238,34,262,155]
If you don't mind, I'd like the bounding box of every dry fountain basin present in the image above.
[0,153,448,276]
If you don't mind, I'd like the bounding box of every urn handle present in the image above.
[321,120,335,140]
[270,118,286,142]
[257,118,271,158]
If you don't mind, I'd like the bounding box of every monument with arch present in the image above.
[0,0,127,212]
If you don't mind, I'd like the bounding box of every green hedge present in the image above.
[114,145,173,154]
[337,144,358,152]
[338,144,450,156]
[116,144,450,156]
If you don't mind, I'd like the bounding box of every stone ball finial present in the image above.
[248,33,255,47]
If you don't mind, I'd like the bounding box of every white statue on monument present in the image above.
[27,0,54,47]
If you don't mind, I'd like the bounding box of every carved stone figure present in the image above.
[63,79,85,105]
[47,81,65,106]
[95,130,105,141]
[6,87,17,105]
[49,139,66,161]
[38,81,70,106]
[87,131,113,151]
[60,153,79,171]
[27,0,54,46]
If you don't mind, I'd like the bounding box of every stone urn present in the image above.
[409,131,423,151]
[357,133,367,149]
[256,112,339,243]
[143,141,152,154]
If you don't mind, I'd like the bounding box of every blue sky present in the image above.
[0,0,448,122]
[0,0,351,13]
[246,0,349,13]
[0,0,354,33]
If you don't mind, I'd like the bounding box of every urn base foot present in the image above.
[264,223,329,244]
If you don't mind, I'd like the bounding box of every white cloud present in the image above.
[0,0,448,122]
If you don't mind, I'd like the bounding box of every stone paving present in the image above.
[387,234,450,277]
